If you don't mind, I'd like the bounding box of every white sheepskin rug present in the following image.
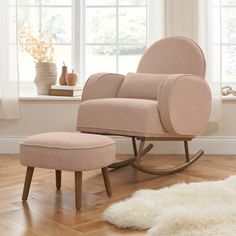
[103,176,236,236]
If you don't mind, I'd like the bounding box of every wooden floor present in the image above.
[1,154,236,235]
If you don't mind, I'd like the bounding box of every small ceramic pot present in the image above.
[34,62,57,95]
[67,70,79,86]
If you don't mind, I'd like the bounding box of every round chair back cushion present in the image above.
[137,36,206,78]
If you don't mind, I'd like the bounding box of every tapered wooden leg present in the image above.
[132,137,137,156]
[55,170,61,190]
[101,167,112,196]
[22,167,34,201]
[184,141,190,162]
[74,171,82,210]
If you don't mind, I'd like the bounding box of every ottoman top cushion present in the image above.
[20,132,115,171]
[20,132,114,150]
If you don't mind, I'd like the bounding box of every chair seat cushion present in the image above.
[77,98,167,137]
[20,132,115,171]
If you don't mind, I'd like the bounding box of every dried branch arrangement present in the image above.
[18,27,54,63]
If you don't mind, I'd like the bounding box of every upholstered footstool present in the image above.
[19,132,115,210]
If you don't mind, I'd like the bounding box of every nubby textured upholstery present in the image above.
[78,73,210,137]
[77,36,212,175]
[20,132,115,210]
[20,132,115,171]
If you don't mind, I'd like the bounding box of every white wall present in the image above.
[204,100,236,137]
[0,100,79,136]
[0,99,236,155]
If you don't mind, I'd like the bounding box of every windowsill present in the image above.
[222,96,236,101]
[20,94,81,101]
[19,94,236,101]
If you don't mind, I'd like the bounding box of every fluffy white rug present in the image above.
[103,176,236,236]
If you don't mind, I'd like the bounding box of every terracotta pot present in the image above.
[34,62,57,95]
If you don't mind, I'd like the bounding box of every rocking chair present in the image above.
[77,36,211,175]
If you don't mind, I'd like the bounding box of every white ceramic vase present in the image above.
[34,62,57,95]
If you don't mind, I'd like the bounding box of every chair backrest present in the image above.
[137,36,206,78]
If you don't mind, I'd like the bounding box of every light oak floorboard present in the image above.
[0,154,235,235]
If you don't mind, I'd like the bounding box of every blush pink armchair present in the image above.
[77,36,211,175]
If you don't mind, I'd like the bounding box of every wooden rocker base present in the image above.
[132,150,204,175]
[108,137,204,175]
[108,157,135,169]
[108,137,137,169]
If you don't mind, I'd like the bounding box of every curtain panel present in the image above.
[0,0,20,119]
[166,0,222,121]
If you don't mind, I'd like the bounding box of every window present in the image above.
[17,0,72,93]
[221,0,236,84]
[17,0,149,93]
[82,0,148,79]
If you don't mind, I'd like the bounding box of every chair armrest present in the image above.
[158,74,211,136]
[81,73,125,102]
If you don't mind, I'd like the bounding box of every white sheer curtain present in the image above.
[166,0,222,121]
[0,0,20,119]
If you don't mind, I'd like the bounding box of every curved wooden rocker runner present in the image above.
[109,137,204,175]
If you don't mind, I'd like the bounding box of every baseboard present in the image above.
[0,136,24,154]
[113,136,236,155]
[0,135,236,155]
